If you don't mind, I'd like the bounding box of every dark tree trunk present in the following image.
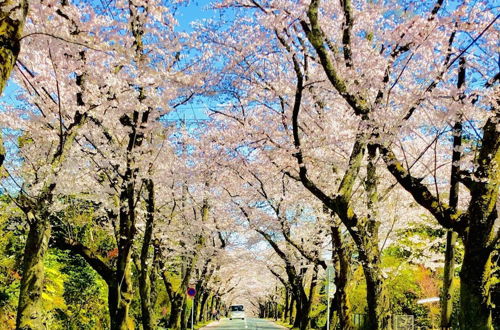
[331,225,353,329]
[139,179,155,330]
[441,58,465,329]
[208,294,216,319]
[459,214,496,330]
[199,291,210,322]
[441,229,458,329]
[114,179,136,330]
[108,281,119,330]
[289,294,296,325]
[283,288,289,321]
[168,295,184,329]
[292,286,306,329]
[379,109,499,329]
[300,266,318,330]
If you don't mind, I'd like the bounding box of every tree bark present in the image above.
[459,237,495,330]
[16,215,51,329]
[363,144,391,329]
[363,257,390,329]
[0,0,28,169]
[198,291,209,322]
[161,263,184,329]
[168,296,184,329]
[441,58,465,329]
[283,288,289,322]
[292,292,303,328]
[291,273,309,329]
[300,265,318,330]
[112,177,136,330]
[107,281,119,330]
[459,122,498,330]
[440,229,457,329]
[15,70,89,329]
[288,64,388,328]
[139,178,155,330]
[331,225,353,329]
[0,0,29,94]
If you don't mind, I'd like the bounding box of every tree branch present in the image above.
[378,143,462,231]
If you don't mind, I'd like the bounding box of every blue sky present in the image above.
[176,0,216,32]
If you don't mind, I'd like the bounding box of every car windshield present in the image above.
[230,305,244,312]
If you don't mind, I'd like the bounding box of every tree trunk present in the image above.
[0,0,29,94]
[208,294,216,320]
[441,59,465,329]
[181,300,190,330]
[351,227,390,329]
[459,223,495,330]
[300,266,318,330]
[363,261,391,329]
[292,293,302,328]
[289,295,295,325]
[139,179,155,330]
[199,291,209,322]
[16,216,51,329]
[114,180,136,330]
[283,288,289,321]
[114,259,133,330]
[441,230,457,329]
[458,112,498,329]
[331,225,353,329]
[108,281,119,330]
[168,295,184,329]
[362,144,391,330]
[162,254,193,329]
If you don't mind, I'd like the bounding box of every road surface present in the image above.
[200,318,285,329]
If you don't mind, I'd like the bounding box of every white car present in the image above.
[229,304,245,320]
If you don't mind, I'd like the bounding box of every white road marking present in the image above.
[245,318,248,329]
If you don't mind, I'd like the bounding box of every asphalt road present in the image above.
[200,318,285,329]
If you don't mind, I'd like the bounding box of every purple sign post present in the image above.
[187,287,196,329]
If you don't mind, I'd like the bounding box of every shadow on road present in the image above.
[200,318,285,329]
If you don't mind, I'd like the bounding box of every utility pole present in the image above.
[327,265,331,330]
[191,298,194,330]
[326,264,336,330]
[187,287,196,330]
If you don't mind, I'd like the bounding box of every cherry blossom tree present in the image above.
[3,1,118,326]
[203,0,498,328]
[4,0,205,328]
[1,0,497,328]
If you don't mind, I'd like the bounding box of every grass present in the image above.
[271,319,295,329]
[194,319,219,329]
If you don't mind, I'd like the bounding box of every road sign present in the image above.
[187,287,196,297]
